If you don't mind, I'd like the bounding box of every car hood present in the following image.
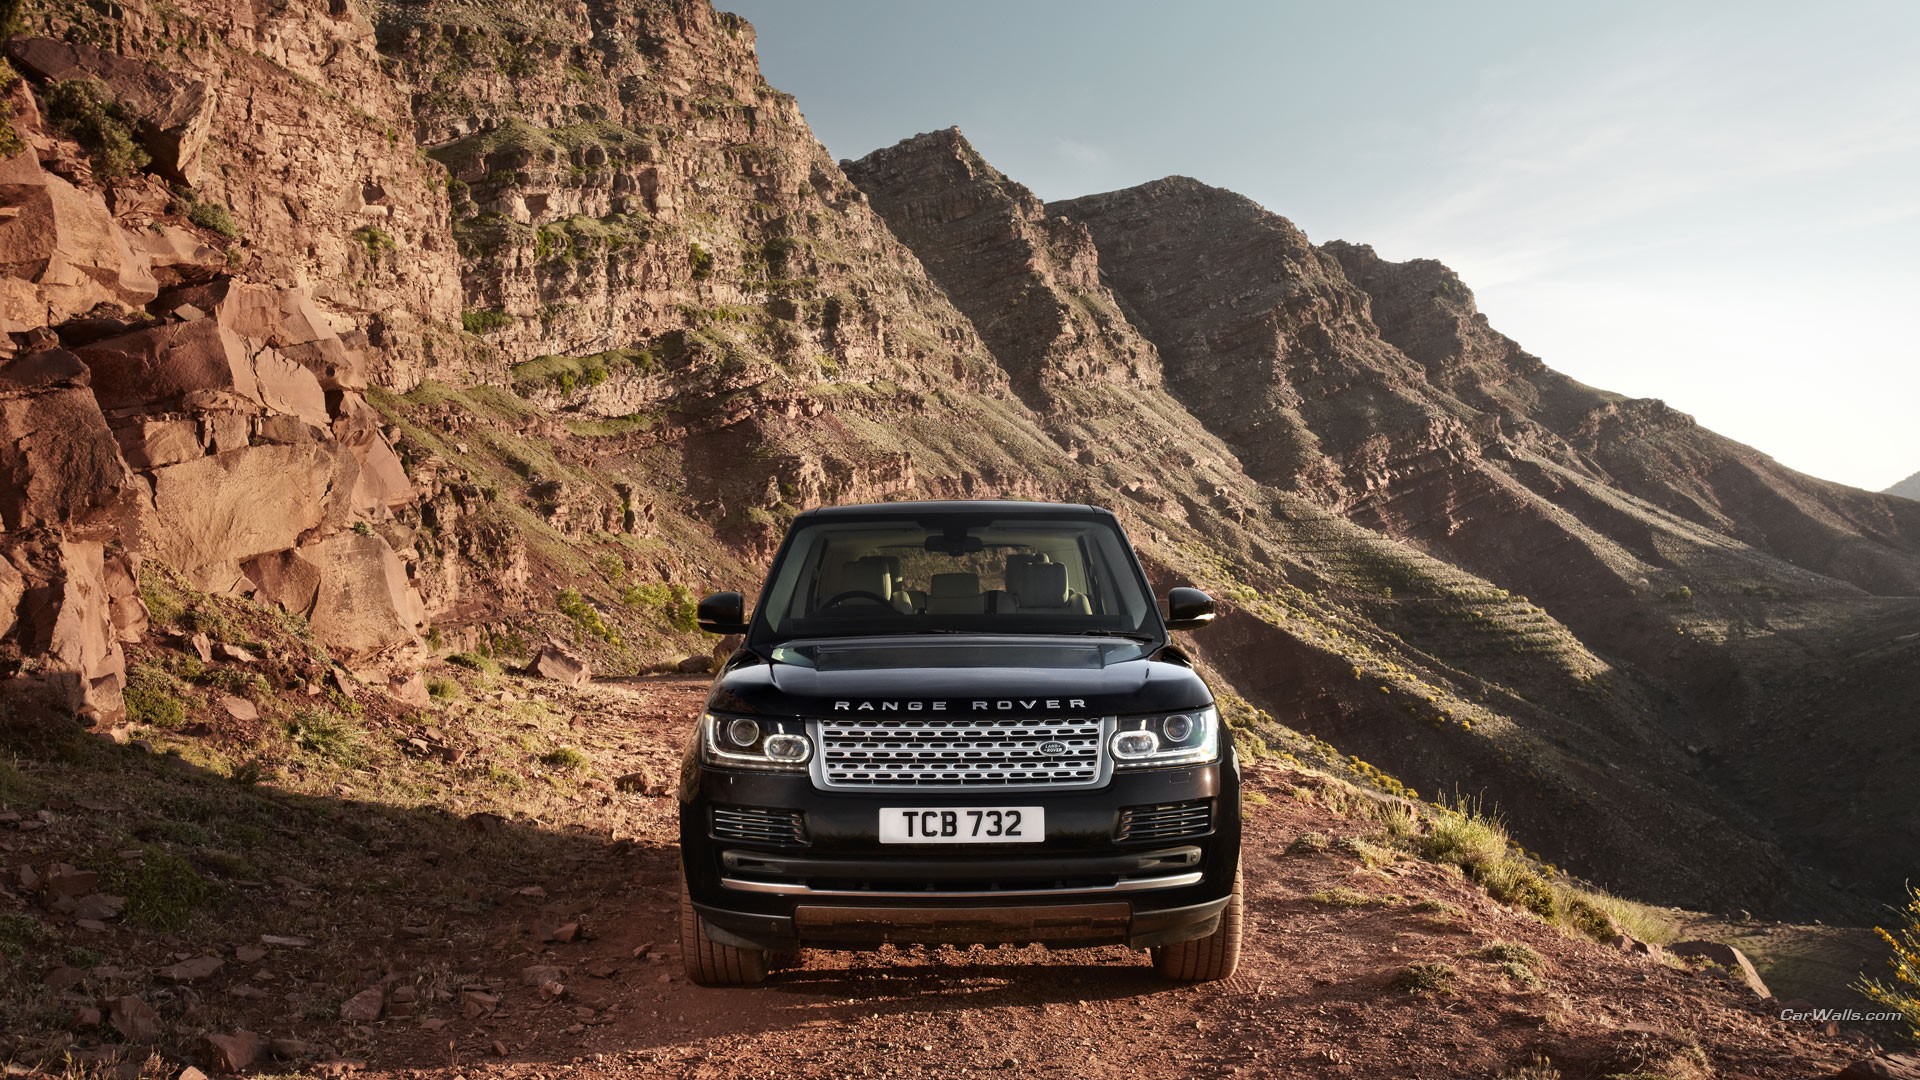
[706,635,1211,718]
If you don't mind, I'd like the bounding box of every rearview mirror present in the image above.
[1165,587,1216,631]
[696,591,749,634]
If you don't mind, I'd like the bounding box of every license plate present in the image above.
[878,806,1045,844]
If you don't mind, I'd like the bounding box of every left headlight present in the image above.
[1110,705,1220,769]
[701,713,812,771]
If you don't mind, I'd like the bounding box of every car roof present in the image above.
[794,499,1112,520]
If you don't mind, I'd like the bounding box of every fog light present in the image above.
[763,733,811,763]
[726,718,761,747]
[1162,713,1194,742]
[1112,730,1159,759]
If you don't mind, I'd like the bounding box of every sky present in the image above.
[721,0,1920,492]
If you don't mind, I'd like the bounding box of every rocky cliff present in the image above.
[1,0,1915,924]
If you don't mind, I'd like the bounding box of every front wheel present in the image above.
[680,880,769,986]
[1151,862,1243,981]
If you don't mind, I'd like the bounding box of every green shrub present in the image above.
[1475,941,1545,970]
[1285,831,1332,856]
[116,850,212,932]
[0,757,32,805]
[426,676,459,701]
[688,242,713,280]
[621,581,698,633]
[1855,883,1920,1043]
[0,63,24,159]
[0,912,53,960]
[285,707,362,766]
[353,225,396,257]
[187,199,240,239]
[461,309,514,334]
[124,664,187,729]
[1389,961,1456,994]
[43,78,148,179]
[1662,585,1694,603]
[558,588,621,645]
[539,746,588,772]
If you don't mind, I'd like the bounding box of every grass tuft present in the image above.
[1389,960,1457,994]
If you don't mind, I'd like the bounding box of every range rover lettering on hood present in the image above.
[831,699,1089,712]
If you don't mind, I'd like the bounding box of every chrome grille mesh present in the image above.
[817,715,1106,788]
[712,805,807,845]
[1116,800,1213,842]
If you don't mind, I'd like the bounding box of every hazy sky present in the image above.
[722,0,1919,492]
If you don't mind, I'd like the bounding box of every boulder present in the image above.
[338,987,384,1023]
[531,644,590,685]
[127,224,223,285]
[76,319,328,426]
[241,546,324,616]
[0,113,159,327]
[0,350,131,530]
[1668,939,1771,998]
[202,1030,266,1073]
[298,532,424,658]
[132,442,349,591]
[7,38,215,184]
[107,994,159,1042]
[112,417,202,469]
[157,280,367,391]
[332,392,412,515]
[7,540,129,725]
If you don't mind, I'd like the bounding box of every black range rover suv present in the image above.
[678,500,1241,984]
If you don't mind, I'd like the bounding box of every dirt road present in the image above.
[338,677,1862,1080]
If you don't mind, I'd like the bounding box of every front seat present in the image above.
[859,555,921,612]
[824,560,911,614]
[1007,561,1092,614]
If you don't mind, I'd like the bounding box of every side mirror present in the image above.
[696,591,749,634]
[1165,587,1216,631]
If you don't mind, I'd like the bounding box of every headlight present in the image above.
[701,713,811,771]
[1110,706,1219,769]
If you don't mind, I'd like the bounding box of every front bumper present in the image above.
[680,752,1241,950]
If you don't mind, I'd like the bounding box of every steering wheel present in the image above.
[818,589,894,610]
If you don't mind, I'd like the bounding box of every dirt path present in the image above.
[342,677,1863,1080]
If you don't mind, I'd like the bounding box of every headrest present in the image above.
[930,572,979,598]
[840,560,891,600]
[1008,561,1069,605]
[858,554,903,578]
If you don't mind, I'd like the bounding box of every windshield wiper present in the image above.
[1077,630,1156,642]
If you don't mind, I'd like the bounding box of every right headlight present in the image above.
[1110,705,1220,769]
[700,713,812,772]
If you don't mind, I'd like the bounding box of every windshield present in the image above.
[750,513,1159,643]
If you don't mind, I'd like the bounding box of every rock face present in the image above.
[0,76,427,707]
[7,37,215,183]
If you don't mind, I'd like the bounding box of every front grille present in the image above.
[817,715,1107,789]
[712,805,807,846]
[1116,799,1212,843]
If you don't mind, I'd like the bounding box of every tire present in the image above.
[1151,862,1243,981]
[679,879,769,986]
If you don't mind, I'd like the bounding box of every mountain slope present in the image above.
[2,0,1913,935]
[1888,470,1920,501]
